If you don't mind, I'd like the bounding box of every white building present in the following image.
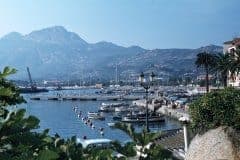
[223,38,240,87]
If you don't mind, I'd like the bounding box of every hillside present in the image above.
[0,26,223,81]
[110,45,222,80]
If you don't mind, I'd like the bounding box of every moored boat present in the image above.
[107,122,115,127]
[114,106,129,113]
[99,102,128,112]
[112,115,122,121]
[121,112,165,123]
[88,112,100,116]
[19,87,48,93]
[88,112,105,120]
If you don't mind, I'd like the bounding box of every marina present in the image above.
[19,85,195,159]
[20,88,182,142]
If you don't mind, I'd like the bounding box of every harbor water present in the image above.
[20,89,181,143]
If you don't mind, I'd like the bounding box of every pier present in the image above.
[30,95,146,101]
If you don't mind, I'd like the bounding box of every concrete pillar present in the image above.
[183,124,188,152]
[179,116,190,153]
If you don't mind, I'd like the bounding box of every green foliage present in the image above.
[0,66,17,79]
[204,48,240,88]
[114,123,161,150]
[84,148,113,160]
[213,53,231,87]
[0,108,85,160]
[146,144,178,160]
[195,52,217,92]
[37,149,59,160]
[114,122,177,160]
[0,67,85,160]
[189,87,240,133]
[111,141,136,157]
[121,142,136,157]
[0,67,25,107]
[195,52,217,69]
[229,47,240,76]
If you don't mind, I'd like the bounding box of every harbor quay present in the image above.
[157,105,190,120]
[30,94,153,101]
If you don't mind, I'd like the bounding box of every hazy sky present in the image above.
[0,0,239,49]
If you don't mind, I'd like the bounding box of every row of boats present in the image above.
[88,102,165,123]
[73,106,105,136]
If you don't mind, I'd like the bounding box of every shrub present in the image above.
[189,87,240,133]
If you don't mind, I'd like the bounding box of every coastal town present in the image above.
[19,37,239,160]
[0,1,240,160]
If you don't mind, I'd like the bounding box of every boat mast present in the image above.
[115,64,118,85]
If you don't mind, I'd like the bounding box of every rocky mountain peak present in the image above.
[0,26,224,80]
[25,26,87,45]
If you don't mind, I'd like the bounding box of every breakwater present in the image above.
[30,95,148,101]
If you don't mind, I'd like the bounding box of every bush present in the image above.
[146,144,178,160]
[189,87,240,133]
[111,141,136,157]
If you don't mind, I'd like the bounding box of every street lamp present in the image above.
[139,72,155,132]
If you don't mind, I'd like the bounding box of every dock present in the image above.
[30,95,145,101]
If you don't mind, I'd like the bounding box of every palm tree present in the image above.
[229,47,240,79]
[195,52,216,92]
[114,123,175,160]
[214,53,231,87]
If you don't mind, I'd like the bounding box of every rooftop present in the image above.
[224,38,240,45]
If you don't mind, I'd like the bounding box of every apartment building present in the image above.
[223,38,240,87]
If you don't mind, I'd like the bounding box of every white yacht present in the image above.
[99,102,127,112]
[122,112,165,123]
[88,112,105,120]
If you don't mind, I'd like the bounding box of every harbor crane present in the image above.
[19,67,48,93]
[27,67,37,90]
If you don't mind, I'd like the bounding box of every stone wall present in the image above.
[186,127,240,160]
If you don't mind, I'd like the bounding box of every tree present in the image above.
[189,87,240,134]
[195,52,216,92]
[111,141,136,158]
[84,148,112,160]
[213,53,231,87]
[0,67,86,160]
[229,47,240,80]
[114,122,176,160]
[145,144,177,160]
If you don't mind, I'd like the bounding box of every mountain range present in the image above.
[0,26,223,81]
